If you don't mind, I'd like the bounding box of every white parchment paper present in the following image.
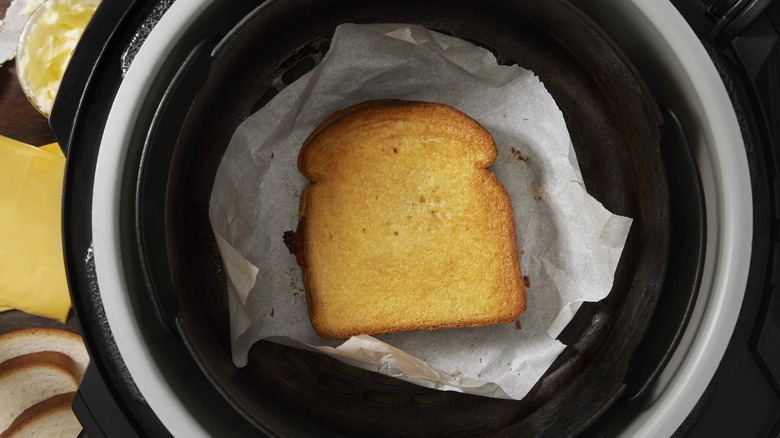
[208,23,633,400]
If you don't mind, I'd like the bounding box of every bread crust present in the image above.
[0,351,79,381]
[0,328,88,380]
[0,392,79,438]
[0,351,80,432]
[287,100,526,339]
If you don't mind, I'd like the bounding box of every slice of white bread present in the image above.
[287,99,526,339]
[0,392,80,438]
[0,351,79,432]
[0,328,88,381]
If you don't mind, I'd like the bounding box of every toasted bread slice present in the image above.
[0,392,81,438]
[0,351,79,432]
[287,100,526,339]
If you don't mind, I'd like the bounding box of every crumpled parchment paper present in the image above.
[208,23,633,400]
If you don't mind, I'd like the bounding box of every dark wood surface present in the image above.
[1,0,80,336]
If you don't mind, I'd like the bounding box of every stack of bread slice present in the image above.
[0,328,88,437]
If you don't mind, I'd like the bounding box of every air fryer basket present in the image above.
[125,0,701,435]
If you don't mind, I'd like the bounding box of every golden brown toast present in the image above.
[285,100,526,339]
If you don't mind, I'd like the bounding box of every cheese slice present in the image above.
[0,135,70,322]
[39,142,65,156]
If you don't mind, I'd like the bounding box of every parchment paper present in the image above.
[208,23,633,400]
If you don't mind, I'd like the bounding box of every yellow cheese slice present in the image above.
[39,142,65,156]
[0,135,70,322]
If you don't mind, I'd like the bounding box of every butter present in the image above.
[16,0,100,116]
[0,135,70,322]
[21,0,47,15]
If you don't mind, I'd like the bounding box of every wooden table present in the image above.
[1,1,81,336]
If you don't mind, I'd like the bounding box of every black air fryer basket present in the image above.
[52,0,705,436]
